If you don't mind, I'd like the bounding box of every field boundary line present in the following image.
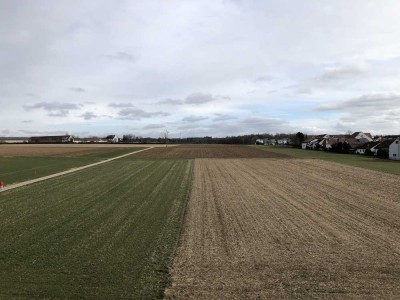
[0,147,152,193]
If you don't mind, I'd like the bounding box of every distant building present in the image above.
[0,137,29,144]
[389,138,400,160]
[266,139,276,145]
[106,135,119,143]
[78,137,107,143]
[277,138,289,145]
[351,132,373,143]
[30,135,74,143]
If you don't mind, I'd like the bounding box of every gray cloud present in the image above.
[81,112,97,120]
[2,1,400,136]
[314,93,400,133]
[185,93,215,104]
[209,116,289,135]
[109,102,135,108]
[157,98,184,105]
[143,124,165,129]
[314,94,400,113]
[22,120,33,123]
[254,75,273,82]
[106,52,135,62]
[217,95,231,100]
[296,87,312,95]
[213,113,238,121]
[317,63,369,82]
[18,130,68,135]
[118,108,169,120]
[182,115,208,122]
[176,116,291,137]
[176,122,206,131]
[70,87,85,93]
[24,102,82,117]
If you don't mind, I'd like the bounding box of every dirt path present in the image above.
[166,158,400,299]
[0,147,152,193]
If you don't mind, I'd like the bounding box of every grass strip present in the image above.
[254,145,400,175]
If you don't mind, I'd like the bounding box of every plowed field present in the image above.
[131,144,288,159]
[166,159,400,299]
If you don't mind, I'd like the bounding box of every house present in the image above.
[354,141,380,155]
[0,137,29,144]
[106,135,119,143]
[82,137,107,143]
[277,138,290,145]
[302,134,329,149]
[351,132,373,142]
[373,139,395,158]
[30,135,74,143]
[389,138,400,160]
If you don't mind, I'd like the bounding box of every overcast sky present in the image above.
[1,0,400,138]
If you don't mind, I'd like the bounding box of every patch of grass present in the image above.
[254,146,400,175]
[0,148,146,184]
[0,159,193,299]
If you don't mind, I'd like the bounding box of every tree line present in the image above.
[121,132,307,146]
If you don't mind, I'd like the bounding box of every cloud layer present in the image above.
[1,1,400,137]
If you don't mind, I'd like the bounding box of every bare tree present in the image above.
[162,129,169,147]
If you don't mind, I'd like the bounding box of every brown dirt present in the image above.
[166,158,400,299]
[0,144,167,157]
[130,144,288,159]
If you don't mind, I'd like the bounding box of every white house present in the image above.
[255,139,264,145]
[389,138,400,160]
[277,138,289,145]
[351,132,373,142]
[106,135,119,143]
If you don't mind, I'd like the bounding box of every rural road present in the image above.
[0,147,152,193]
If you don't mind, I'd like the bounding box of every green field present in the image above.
[254,145,400,175]
[0,148,145,184]
[0,159,192,299]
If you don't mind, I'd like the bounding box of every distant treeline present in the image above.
[122,133,306,145]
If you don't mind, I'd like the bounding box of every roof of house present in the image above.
[106,135,117,139]
[350,132,372,138]
[354,141,380,149]
[375,139,396,149]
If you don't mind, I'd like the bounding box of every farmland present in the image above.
[166,158,400,299]
[1,144,400,299]
[0,146,145,184]
[131,144,289,159]
[0,159,192,299]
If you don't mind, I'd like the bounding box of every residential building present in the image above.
[30,135,74,143]
[389,138,400,160]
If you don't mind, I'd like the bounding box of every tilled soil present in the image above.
[131,144,289,159]
[166,158,400,299]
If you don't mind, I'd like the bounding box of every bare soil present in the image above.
[166,158,400,299]
[131,144,289,159]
